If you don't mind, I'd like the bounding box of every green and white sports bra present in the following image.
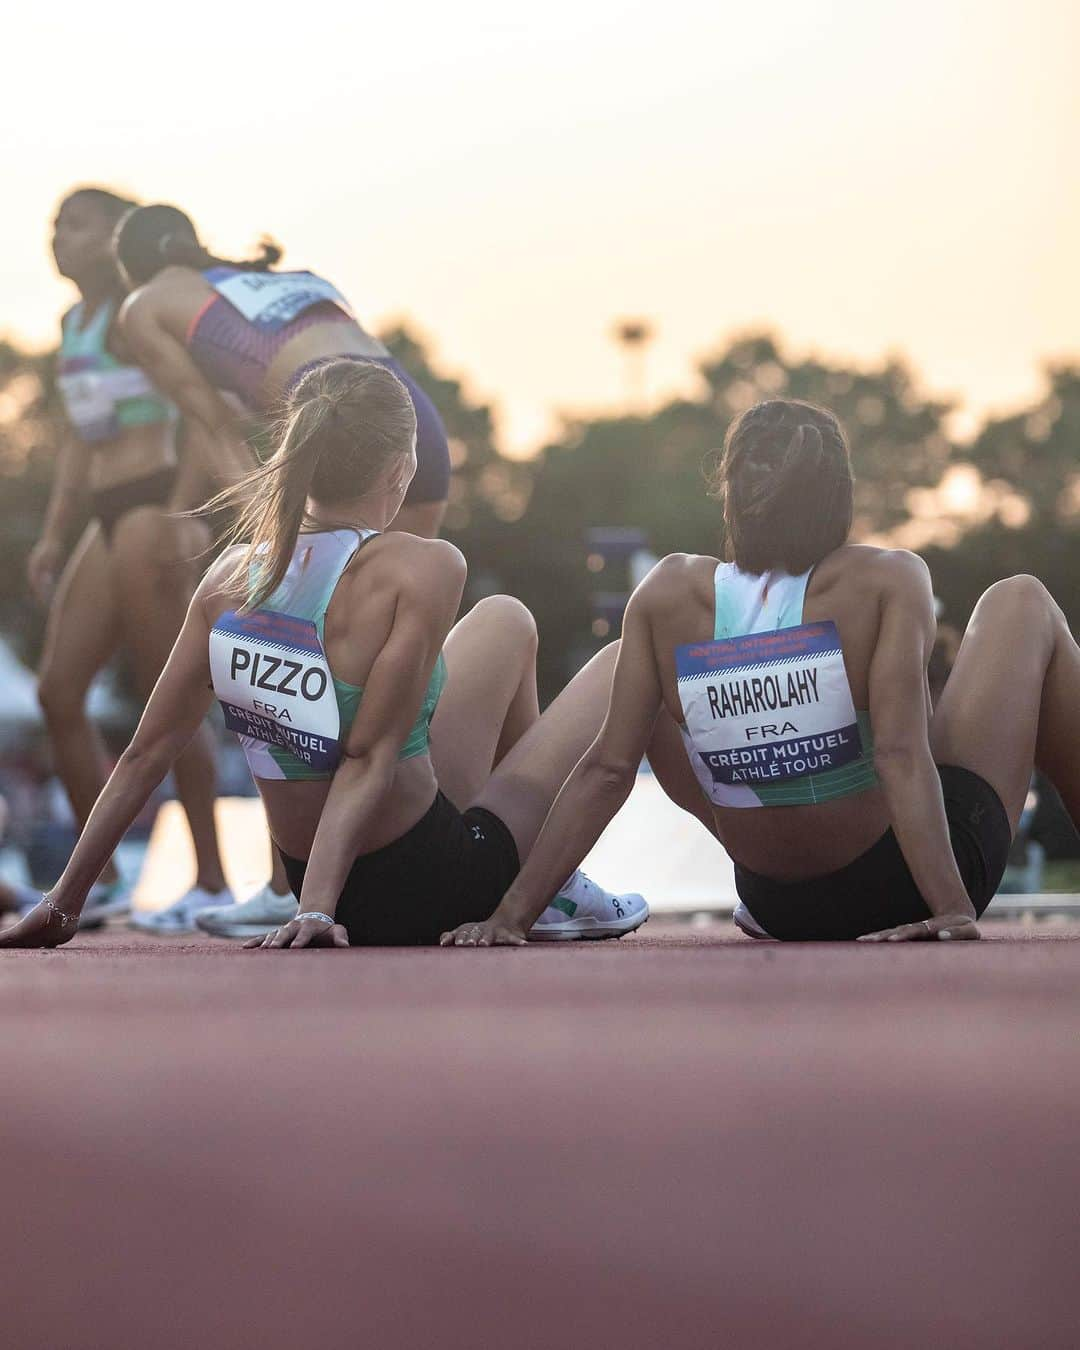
[675,562,878,808]
[58,300,173,444]
[209,529,446,782]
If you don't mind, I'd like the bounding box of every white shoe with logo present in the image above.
[129,886,235,936]
[195,885,299,939]
[528,870,648,941]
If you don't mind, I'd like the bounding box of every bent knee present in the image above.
[38,669,83,725]
[472,594,538,646]
[975,574,1057,622]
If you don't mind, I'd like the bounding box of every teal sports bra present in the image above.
[208,529,446,782]
[675,562,878,808]
[58,301,173,444]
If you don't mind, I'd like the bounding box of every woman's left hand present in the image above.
[857,913,981,942]
[243,917,350,950]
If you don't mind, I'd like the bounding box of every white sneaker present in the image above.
[129,886,235,936]
[194,884,299,939]
[528,870,648,942]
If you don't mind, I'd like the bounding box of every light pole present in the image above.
[612,319,655,412]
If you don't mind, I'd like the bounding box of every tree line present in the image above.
[2,327,1077,706]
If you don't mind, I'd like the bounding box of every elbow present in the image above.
[873,741,933,779]
[118,736,175,784]
[582,754,637,799]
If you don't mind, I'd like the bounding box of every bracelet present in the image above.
[296,911,336,927]
[42,896,77,927]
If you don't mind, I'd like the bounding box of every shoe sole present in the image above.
[195,918,285,939]
[128,915,199,935]
[529,908,650,942]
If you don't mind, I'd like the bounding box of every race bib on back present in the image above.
[205,268,352,331]
[209,610,342,773]
[677,621,863,801]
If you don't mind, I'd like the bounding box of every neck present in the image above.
[305,494,397,534]
[77,264,120,312]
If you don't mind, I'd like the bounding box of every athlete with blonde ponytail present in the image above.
[1,360,647,950]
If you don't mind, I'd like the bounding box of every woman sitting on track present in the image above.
[25,186,232,930]
[111,203,451,539]
[0,359,646,950]
[444,397,1080,945]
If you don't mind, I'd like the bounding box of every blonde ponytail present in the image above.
[204,359,417,611]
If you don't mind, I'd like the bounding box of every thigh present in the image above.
[428,597,537,808]
[111,507,210,687]
[930,577,1051,831]
[38,523,120,695]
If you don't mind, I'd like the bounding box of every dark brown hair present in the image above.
[212,359,417,609]
[711,399,853,574]
[113,203,282,287]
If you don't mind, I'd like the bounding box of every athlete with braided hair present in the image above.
[445,397,1080,944]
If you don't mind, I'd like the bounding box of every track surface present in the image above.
[2,920,1078,1349]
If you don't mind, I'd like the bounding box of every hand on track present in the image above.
[243,917,350,950]
[857,913,980,942]
[440,916,528,947]
[0,900,78,949]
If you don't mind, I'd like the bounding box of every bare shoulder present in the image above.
[860,546,931,599]
[367,534,466,600]
[120,269,203,329]
[118,284,157,332]
[633,552,718,615]
[188,546,250,623]
[821,545,931,599]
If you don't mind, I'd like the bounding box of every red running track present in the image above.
[2,920,1079,1349]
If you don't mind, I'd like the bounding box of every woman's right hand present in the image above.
[27,538,64,605]
[439,915,529,947]
[0,899,79,949]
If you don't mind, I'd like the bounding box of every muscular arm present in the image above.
[292,544,466,919]
[486,575,666,936]
[120,292,255,492]
[0,575,219,945]
[867,554,976,923]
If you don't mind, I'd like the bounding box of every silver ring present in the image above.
[922,919,933,935]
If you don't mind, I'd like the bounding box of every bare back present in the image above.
[644,544,931,879]
[130,267,390,409]
[201,532,461,860]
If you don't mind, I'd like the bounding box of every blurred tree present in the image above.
[518,332,957,696]
[0,341,65,664]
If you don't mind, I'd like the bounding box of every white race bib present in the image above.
[58,368,163,440]
[210,609,342,774]
[677,621,863,803]
[205,268,352,331]
[57,372,116,435]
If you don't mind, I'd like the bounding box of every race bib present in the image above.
[205,268,352,331]
[209,610,342,773]
[677,621,863,800]
[58,367,163,441]
[57,372,117,440]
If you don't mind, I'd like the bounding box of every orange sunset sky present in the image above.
[3,0,1078,453]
